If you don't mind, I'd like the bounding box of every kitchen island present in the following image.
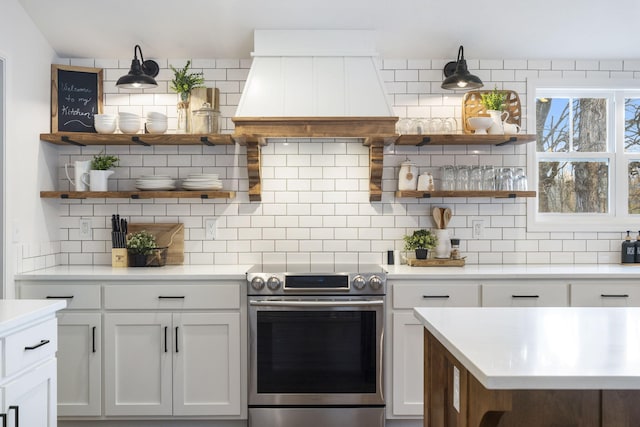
[414,307,640,427]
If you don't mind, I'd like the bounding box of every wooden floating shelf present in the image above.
[40,191,236,200]
[395,134,536,146]
[40,132,235,146]
[395,190,536,199]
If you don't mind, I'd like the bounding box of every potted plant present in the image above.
[403,229,438,260]
[86,151,119,191]
[480,87,508,134]
[126,230,157,267]
[170,60,205,133]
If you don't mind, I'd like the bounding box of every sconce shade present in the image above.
[116,45,159,89]
[441,45,483,90]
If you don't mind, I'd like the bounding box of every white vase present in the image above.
[85,170,115,192]
[487,110,509,135]
[434,229,452,259]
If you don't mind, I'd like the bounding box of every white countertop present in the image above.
[385,263,640,279]
[14,264,253,281]
[0,299,66,335]
[414,306,640,390]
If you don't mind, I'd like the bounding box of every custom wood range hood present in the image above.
[232,30,398,202]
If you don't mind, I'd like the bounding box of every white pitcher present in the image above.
[64,160,91,191]
[487,110,509,135]
[83,170,115,192]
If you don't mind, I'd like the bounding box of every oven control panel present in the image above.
[247,272,386,295]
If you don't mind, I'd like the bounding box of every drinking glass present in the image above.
[469,166,482,191]
[440,165,456,191]
[455,166,470,191]
[428,118,443,134]
[442,117,458,134]
[514,168,528,191]
[481,166,496,191]
[497,167,514,191]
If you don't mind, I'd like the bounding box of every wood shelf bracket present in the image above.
[246,140,262,202]
[131,136,151,147]
[417,136,431,146]
[200,136,215,146]
[497,136,518,146]
[369,143,384,202]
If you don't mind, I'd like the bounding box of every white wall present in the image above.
[15,56,637,271]
[0,0,57,296]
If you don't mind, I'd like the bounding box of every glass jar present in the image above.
[191,102,220,134]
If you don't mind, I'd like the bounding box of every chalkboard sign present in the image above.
[51,64,103,133]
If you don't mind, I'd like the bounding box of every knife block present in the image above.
[111,248,128,268]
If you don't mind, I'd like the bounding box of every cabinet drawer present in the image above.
[104,284,240,310]
[393,283,480,308]
[4,318,58,377]
[482,283,568,307]
[571,283,640,306]
[19,284,101,309]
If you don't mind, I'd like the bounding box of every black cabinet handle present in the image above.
[24,340,50,351]
[46,295,74,299]
[9,406,18,427]
[0,413,6,427]
[158,296,185,299]
[164,327,168,353]
[92,326,96,353]
[175,327,179,353]
[511,295,540,299]
[422,295,450,299]
[601,294,630,298]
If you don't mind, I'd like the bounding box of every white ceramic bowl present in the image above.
[118,119,140,134]
[467,117,494,134]
[118,112,139,118]
[146,112,167,120]
[146,121,167,134]
[95,120,117,134]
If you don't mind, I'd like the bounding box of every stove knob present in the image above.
[267,276,282,291]
[369,275,384,291]
[352,275,367,290]
[250,277,265,291]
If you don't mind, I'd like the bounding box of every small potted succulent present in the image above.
[403,229,438,260]
[126,230,157,267]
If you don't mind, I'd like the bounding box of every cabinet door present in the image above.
[57,312,101,416]
[104,313,172,416]
[392,312,425,417]
[571,283,640,306]
[173,312,241,416]
[2,358,57,427]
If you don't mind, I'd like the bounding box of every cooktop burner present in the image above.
[246,263,386,274]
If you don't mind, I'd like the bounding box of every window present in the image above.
[527,80,640,231]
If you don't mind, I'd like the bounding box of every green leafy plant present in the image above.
[90,151,119,170]
[403,229,438,250]
[169,60,205,97]
[480,87,507,111]
[126,230,157,256]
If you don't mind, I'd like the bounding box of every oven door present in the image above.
[248,296,385,406]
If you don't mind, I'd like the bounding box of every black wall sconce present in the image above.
[441,45,483,90]
[116,44,159,89]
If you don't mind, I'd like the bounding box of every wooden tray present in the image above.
[462,90,521,134]
[127,223,184,265]
[408,258,465,267]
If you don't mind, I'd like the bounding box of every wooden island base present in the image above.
[424,330,640,427]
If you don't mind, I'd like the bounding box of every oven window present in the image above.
[257,311,377,393]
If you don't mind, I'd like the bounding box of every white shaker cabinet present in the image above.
[103,283,243,417]
[570,281,640,306]
[481,281,569,307]
[19,283,102,417]
[389,281,480,417]
[0,300,65,427]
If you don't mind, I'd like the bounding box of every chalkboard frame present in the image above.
[51,64,103,133]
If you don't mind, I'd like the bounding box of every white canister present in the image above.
[398,161,418,191]
[417,172,435,191]
[434,229,452,259]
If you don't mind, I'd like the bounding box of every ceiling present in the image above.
[17,0,640,61]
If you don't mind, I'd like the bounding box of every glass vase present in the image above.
[177,92,191,133]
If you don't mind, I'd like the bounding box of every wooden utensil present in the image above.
[443,208,452,229]
[432,207,442,229]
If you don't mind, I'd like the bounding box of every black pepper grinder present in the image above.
[635,231,640,263]
[622,231,635,264]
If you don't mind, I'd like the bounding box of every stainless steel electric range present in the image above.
[247,264,387,427]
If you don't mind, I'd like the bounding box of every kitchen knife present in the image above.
[115,214,120,232]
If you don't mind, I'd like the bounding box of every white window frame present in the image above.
[527,79,640,232]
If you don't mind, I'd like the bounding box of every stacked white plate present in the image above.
[182,174,223,190]
[135,175,177,191]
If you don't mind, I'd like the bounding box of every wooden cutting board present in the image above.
[408,258,465,267]
[127,223,184,265]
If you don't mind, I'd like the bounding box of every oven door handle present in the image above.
[249,300,384,307]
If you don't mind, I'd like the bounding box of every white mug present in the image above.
[64,160,91,191]
[503,122,521,134]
